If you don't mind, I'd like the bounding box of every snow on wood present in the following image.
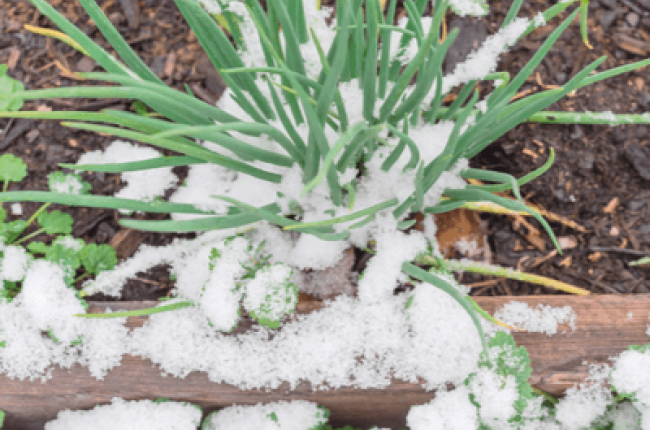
[2,294,650,430]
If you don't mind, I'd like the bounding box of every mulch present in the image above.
[0,0,649,300]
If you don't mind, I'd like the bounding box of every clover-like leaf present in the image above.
[37,210,73,235]
[27,241,50,255]
[0,220,27,243]
[79,243,117,276]
[45,243,81,286]
[0,64,25,112]
[474,332,534,417]
[47,171,92,195]
[0,154,27,185]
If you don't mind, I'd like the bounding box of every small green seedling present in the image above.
[0,64,24,112]
[0,155,116,315]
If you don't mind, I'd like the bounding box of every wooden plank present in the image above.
[2,294,650,430]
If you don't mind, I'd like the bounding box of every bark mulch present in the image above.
[0,0,649,301]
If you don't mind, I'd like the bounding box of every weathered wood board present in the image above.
[2,294,650,430]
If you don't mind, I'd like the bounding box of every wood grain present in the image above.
[2,295,650,430]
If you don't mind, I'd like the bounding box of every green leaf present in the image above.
[0,154,28,184]
[0,220,27,243]
[472,332,534,416]
[79,243,118,275]
[27,241,50,254]
[47,171,92,195]
[0,207,5,224]
[0,64,25,112]
[37,210,74,235]
[0,408,4,427]
[45,243,81,285]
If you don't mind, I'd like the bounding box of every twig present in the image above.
[588,246,650,257]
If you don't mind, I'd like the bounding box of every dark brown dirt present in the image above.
[1,0,649,300]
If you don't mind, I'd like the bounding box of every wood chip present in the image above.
[613,33,650,56]
[7,47,21,70]
[163,53,176,77]
[604,197,619,214]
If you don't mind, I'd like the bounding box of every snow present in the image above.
[202,400,328,430]
[494,301,577,335]
[4,0,648,427]
[467,367,519,425]
[16,260,86,345]
[75,140,178,210]
[48,174,86,194]
[554,364,613,430]
[0,244,30,282]
[44,398,202,430]
[424,16,532,102]
[406,385,479,430]
[357,229,427,303]
[10,202,22,215]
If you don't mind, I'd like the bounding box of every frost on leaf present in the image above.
[47,171,92,195]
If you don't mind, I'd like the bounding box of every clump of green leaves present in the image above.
[0,155,116,305]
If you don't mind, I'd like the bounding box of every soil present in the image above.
[1,0,649,301]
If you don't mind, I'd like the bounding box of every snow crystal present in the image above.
[44,398,202,430]
[494,301,577,335]
[76,140,177,209]
[202,400,328,430]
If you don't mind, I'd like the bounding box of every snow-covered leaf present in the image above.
[244,263,298,330]
[47,171,92,195]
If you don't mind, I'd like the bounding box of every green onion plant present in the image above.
[1,0,650,357]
